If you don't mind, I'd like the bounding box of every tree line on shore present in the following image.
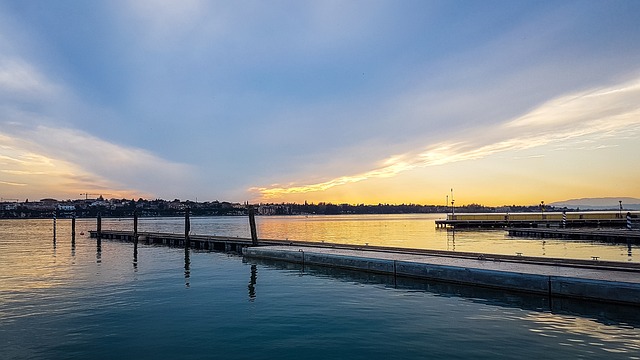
[0,197,575,219]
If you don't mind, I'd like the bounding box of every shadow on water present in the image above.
[244,257,640,328]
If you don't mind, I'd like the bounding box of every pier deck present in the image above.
[508,228,640,243]
[244,245,640,306]
[435,211,637,228]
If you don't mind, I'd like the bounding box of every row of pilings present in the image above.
[56,205,260,250]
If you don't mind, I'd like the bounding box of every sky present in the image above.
[1,0,639,206]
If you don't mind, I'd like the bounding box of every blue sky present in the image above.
[1,1,639,205]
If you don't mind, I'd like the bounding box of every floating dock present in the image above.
[508,228,640,243]
[92,229,640,306]
[435,211,637,228]
[244,245,640,306]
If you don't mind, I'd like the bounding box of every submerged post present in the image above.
[248,205,258,246]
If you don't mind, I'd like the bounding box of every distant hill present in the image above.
[550,197,640,210]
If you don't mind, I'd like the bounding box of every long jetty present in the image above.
[436,211,637,228]
[508,227,640,243]
[90,228,640,306]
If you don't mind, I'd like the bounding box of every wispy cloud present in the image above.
[253,76,640,199]
[0,123,197,199]
[0,180,26,187]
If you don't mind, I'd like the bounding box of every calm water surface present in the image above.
[1,217,639,359]
[101,214,638,262]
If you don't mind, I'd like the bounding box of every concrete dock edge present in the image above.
[243,246,640,306]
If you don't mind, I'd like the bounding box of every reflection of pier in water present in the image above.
[86,210,640,307]
[245,257,640,327]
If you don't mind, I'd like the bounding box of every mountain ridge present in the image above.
[550,197,640,210]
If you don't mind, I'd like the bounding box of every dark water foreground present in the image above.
[1,219,640,359]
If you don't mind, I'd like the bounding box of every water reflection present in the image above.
[91,215,639,262]
[245,257,640,328]
[248,264,257,301]
[133,242,138,271]
[184,247,190,288]
[96,237,102,264]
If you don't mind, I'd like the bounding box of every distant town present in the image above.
[0,196,625,219]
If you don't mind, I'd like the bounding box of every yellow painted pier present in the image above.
[435,211,637,228]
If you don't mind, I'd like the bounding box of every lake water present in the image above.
[1,216,639,359]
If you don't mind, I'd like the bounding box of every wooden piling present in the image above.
[96,212,102,250]
[53,212,57,241]
[133,210,139,262]
[248,205,258,246]
[97,212,102,238]
[133,210,139,245]
[184,208,191,248]
[71,215,76,239]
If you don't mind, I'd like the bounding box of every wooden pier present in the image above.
[91,230,256,252]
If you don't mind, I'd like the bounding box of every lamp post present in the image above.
[540,201,545,220]
[450,188,455,217]
[446,195,449,215]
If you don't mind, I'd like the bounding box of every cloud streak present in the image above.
[253,76,640,199]
[0,123,198,200]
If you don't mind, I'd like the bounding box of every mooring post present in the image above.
[53,211,57,242]
[97,212,102,238]
[133,210,139,245]
[133,210,139,262]
[71,214,76,238]
[185,208,191,248]
[248,205,258,246]
[71,213,76,249]
[562,211,567,229]
[96,212,102,250]
[627,212,632,230]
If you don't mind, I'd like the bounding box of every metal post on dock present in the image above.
[562,211,566,229]
[248,205,258,246]
[628,212,632,230]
